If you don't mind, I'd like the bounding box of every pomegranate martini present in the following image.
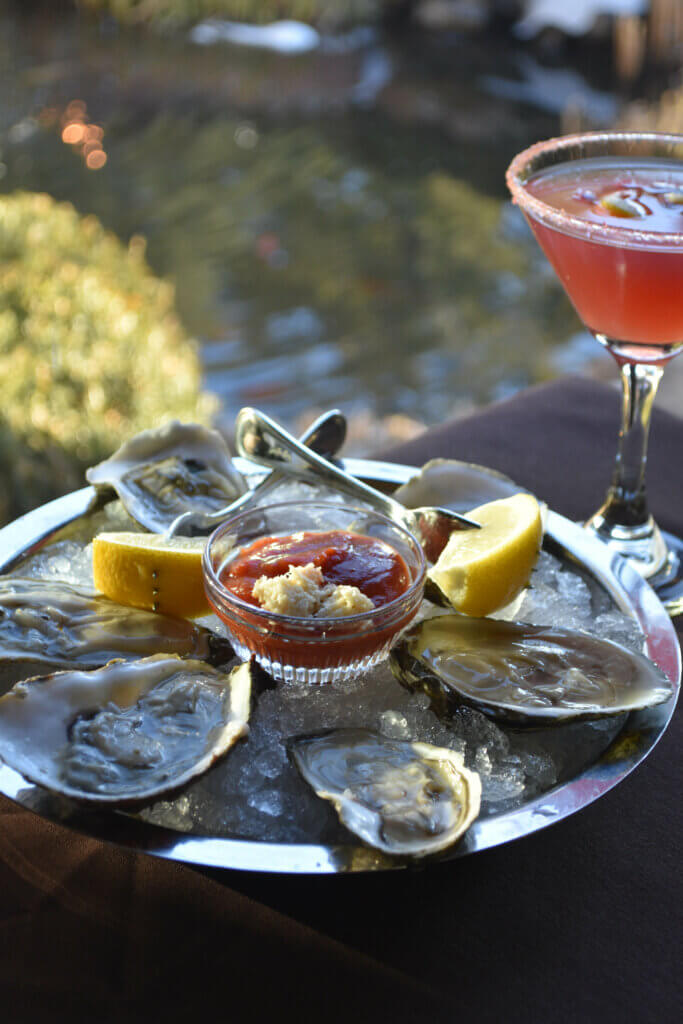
[507,132,683,615]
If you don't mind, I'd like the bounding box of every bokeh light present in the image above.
[57,100,108,171]
[62,123,86,145]
[86,150,107,170]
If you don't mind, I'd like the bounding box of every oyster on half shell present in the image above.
[0,577,233,694]
[391,615,673,724]
[0,656,255,804]
[86,421,246,533]
[394,458,528,515]
[291,728,481,857]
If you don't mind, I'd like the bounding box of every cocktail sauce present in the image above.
[220,529,410,609]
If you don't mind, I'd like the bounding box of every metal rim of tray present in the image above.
[0,457,679,874]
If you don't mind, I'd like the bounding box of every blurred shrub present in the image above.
[75,0,388,28]
[0,191,216,525]
[8,109,569,424]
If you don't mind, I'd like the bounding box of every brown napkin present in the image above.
[0,377,680,1023]
[381,375,683,535]
[0,796,449,1022]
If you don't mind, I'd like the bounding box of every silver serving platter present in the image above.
[0,457,679,874]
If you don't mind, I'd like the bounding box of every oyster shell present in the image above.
[86,421,246,533]
[291,727,481,857]
[0,577,233,694]
[394,458,528,515]
[0,656,254,804]
[391,615,673,724]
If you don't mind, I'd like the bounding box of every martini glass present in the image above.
[506,131,683,615]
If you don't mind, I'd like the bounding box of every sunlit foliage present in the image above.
[76,0,389,28]
[0,192,216,524]
[4,105,571,425]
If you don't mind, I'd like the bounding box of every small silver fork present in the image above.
[234,407,480,563]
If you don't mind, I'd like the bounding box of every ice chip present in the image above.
[30,502,646,844]
[378,710,410,739]
[247,789,284,818]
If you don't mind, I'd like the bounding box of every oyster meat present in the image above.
[291,727,481,857]
[391,615,673,724]
[0,577,233,693]
[86,421,246,533]
[0,656,254,804]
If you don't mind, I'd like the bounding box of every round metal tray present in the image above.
[0,457,679,874]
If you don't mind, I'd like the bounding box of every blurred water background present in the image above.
[0,0,681,519]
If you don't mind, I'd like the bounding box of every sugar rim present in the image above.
[506,131,683,252]
[202,500,427,632]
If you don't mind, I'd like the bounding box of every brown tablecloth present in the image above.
[1,377,681,1023]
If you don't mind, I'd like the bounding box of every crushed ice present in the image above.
[15,492,643,846]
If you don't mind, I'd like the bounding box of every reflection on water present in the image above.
[0,8,626,444]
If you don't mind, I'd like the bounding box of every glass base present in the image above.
[584,509,668,578]
[651,530,683,618]
[584,515,683,617]
[228,636,394,685]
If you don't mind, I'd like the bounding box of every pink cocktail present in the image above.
[507,133,683,614]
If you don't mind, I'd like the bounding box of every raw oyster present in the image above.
[391,615,673,724]
[291,728,481,857]
[394,458,527,515]
[0,577,233,693]
[0,656,254,804]
[86,421,246,533]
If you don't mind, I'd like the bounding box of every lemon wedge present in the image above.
[92,532,209,619]
[427,493,542,618]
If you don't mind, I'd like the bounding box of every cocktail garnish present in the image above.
[598,190,648,218]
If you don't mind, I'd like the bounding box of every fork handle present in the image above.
[235,408,405,519]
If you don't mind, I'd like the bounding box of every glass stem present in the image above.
[604,360,662,528]
[586,357,669,578]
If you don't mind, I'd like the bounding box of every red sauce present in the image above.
[206,528,423,672]
[220,529,410,609]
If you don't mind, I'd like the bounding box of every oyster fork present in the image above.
[163,410,347,539]
[234,408,480,562]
